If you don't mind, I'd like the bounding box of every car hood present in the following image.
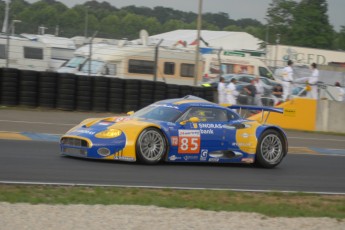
[64,116,161,138]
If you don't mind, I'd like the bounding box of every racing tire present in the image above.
[136,128,167,164]
[255,129,286,168]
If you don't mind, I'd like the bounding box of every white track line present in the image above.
[0,120,75,126]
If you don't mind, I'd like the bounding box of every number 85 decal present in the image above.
[178,130,201,154]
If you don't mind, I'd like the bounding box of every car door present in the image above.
[174,107,237,162]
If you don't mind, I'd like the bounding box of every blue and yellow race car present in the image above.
[60,96,288,168]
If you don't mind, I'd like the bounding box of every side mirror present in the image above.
[127,111,134,116]
[180,116,200,125]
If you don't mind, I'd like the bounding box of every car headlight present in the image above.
[95,129,122,139]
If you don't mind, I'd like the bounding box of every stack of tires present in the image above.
[76,75,93,111]
[124,79,140,112]
[92,76,109,112]
[139,80,154,109]
[203,87,215,102]
[153,81,167,102]
[38,72,58,108]
[18,70,39,107]
[166,84,180,99]
[0,68,19,106]
[108,78,125,113]
[56,73,76,111]
[192,86,205,99]
[179,85,192,98]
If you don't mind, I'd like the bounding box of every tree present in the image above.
[290,0,333,48]
[333,26,345,50]
[266,0,297,45]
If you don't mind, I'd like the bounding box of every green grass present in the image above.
[0,185,344,219]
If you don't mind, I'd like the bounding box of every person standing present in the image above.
[335,82,344,102]
[217,77,226,104]
[307,63,319,99]
[281,60,294,101]
[226,78,239,105]
[244,79,257,105]
[271,84,284,105]
[254,76,264,106]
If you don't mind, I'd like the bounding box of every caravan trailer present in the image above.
[21,34,76,71]
[0,34,76,71]
[75,44,203,85]
[0,35,50,71]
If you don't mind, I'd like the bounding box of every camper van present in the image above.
[21,34,76,71]
[202,53,274,80]
[57,43,108,74]
[0,35,50,71]
[0,34,75,71]
[74,44,203,85]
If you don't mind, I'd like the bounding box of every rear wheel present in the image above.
[255,129,286,168]
[136,128,167,164]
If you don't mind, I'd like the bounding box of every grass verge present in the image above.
[0,184,344,219]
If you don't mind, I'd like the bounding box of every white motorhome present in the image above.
[0,35,50,71]
[57,43,108,74]
[21,33,76,71]
[202,53,274,80]
[74,44,203,85]
[0,34,76,71]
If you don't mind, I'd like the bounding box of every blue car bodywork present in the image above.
[60,96,288,168]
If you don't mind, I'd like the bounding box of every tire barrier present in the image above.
[38,71,58,108]
[124,79,140,112]
[154,81,167,102]
[0,68,217,113]
[108,78,125,113]
[56,73,76,111]
[92,76,109,112]
[0,68,20,106]
[166,84,180,99]
[140,80,155,108]
[19,70,39,107]
[76,75,93,111]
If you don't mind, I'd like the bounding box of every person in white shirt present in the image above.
[307,63,319,99]
[217,77,227,104]
[226,78,239,105]
[335,82,344,102]
[254,76,264,106]
[281,60,294,101]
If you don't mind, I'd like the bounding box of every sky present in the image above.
[26,0,344,31]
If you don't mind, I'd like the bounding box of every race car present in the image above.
[60,96,288,168]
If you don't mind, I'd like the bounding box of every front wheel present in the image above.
[136,128,167,164]
[255,129,286,168]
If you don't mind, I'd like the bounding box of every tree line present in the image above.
[0,0,344,51]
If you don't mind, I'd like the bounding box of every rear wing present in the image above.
[228,105,283,124]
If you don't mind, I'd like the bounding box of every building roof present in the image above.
[132,30,263,51]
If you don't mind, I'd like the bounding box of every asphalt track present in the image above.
[0,108,344,194]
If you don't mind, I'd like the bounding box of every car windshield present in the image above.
[80,60,104,74]
[132,105,182,122]
[65,56,86,68]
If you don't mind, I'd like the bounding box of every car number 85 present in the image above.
[178,137,200,154]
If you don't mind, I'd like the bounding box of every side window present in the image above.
[180,107,230,123]
[128,59,154,74]
[164,62,175,75]
[180,63,194,77]
[24,47,43,60]
[259,66,273,79]
[227,110,240,120]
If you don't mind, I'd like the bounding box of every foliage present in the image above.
[0,0,342,50]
